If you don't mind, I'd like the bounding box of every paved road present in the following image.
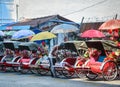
[0,71,120,87]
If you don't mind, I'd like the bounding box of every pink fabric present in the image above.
[89,57,96,63]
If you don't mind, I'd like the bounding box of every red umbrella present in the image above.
[80,29,105,38]
[99,19,120,30]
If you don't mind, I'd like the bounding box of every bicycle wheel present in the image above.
[30,67,38,74]
[62,68,75,78]
[37,68,49,75]
[75,69,86,78]
[12,67,19,72]
[86,71,98,80]
[102,61,118,81]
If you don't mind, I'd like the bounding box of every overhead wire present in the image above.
[63,0,108,16]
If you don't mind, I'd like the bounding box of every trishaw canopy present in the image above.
[3,41,21,50]
[59,41,87,55]
[18,42,38,51]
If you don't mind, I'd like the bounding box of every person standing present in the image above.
[64,36,68,42]
[41,41,48,56]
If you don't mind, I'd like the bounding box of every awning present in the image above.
[0,25,30,30]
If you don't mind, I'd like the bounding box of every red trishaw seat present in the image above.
[63,57,76,66]
[19,58,30,63]
[21,59,30,63]
[87,55,106,73]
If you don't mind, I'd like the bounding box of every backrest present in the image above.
[97,56,106,62]
[63,57,77,66]
[29,58,39,64]
[21,50,30,59]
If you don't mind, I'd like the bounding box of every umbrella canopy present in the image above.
[99,19,120,30]
[0,31,5,36]
[4,31,16,36]
[0,24,30,30]
[30,31,56,41]
[32,28,42,34]
[80,29,105,38]
[12,30,35,40]
[51,24,79,34]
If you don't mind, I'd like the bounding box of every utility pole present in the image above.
[16,4,19,21]
[79,17,84,33]
[114,14,118,19]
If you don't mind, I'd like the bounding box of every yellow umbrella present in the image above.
[30,31,56,41]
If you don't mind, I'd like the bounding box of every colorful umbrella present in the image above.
[80,29,105,38]
[30,31,56,41]
[4,31,16,36]
[32,28,42,34]
[0,31,4,36]
[12,30,35,40]
[51,24,79,34]
[99,19,120,30]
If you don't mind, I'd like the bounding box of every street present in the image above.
[0,71,119,87]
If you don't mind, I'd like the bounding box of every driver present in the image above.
[88,48,101,62]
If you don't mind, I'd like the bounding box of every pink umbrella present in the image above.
[80,29,105,38]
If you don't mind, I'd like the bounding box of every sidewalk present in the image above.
[70,77,120,85]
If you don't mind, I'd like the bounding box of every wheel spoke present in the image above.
[86,71,98,80]
[62,68,75,78]
[102,61,118,81]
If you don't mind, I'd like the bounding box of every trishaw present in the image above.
[0,42,4,62]
[0,41,21,71]
[29,55,50,75]
[75,40,120,81]
[51,41,87,78]
[29,46,51,75]
[17,42,39,73]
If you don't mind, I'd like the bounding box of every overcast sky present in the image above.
[18,0,120,23]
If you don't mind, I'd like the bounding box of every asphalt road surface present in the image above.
[0,71,120,87]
